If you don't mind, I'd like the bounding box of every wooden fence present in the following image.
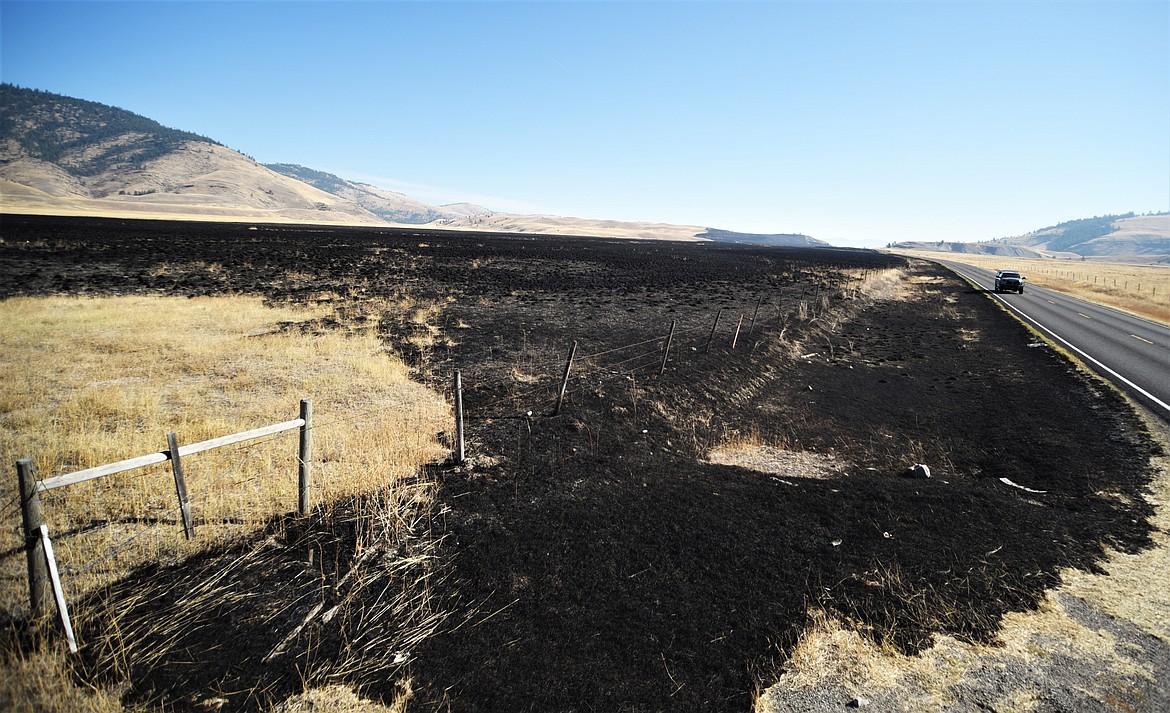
[14,398,314,642]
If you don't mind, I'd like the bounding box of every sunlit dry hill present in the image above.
[0,84,388,225]
[429,212,827,246]
[890,213,1170,264]
[264,163,490,224]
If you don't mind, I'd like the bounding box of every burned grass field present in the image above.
[0,215,1164,711]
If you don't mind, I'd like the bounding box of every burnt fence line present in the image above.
[445,280,876,459]
[457,295,783,386]
[454,303,772,410]
[447,313,772,454]
[459,345,671,423]
[449,305,758,426]
[454,321,703,410]
[455,333,684,422]
[465,339,678,412]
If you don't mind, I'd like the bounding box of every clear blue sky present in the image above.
[2,1,1167,247]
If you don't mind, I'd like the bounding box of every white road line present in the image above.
[1131,334,1154,345]
[955,267,1170,415]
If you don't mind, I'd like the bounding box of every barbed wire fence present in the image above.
[4,269,878,642]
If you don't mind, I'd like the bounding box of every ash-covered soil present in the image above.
[0,215,1162,712]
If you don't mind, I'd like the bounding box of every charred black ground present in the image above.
[0,215,1160,712]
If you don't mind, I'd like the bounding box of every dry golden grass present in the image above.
[0,294,450,711]
[755,420,1170,712]
[892,250,1170,324]
[706,427,848,481]
[0,643,123,712]
[270,685,407,713]
[756,591,1156,712]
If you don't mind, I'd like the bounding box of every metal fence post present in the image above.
[659,320,677,375]
[705,308,723,353]
[553,340,578,416]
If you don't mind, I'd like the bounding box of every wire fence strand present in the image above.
[5,293,817,588]
[70,436,277,576]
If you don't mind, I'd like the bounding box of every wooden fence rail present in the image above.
[15,398,313,622]
[36,415,310,492]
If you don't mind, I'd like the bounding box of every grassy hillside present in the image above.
[0,83,220,176]
[890,212,1169,264]
[265,163,460,224]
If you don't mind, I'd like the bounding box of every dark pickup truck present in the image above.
[994,270,1025,294]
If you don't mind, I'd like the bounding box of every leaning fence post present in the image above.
[38,525,78,653]
[454,370,465,465]
[731,313,745,349]
[659,320,677,375]
[705,308,724,353]
[553,340,578,416]
[298,398,312,516]
[166,433,195,540]
[746,296,763,338]
[16,458,49,618]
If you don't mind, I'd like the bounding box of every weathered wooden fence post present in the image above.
[16,458,49,618]
[166,432,195,540]
[659,320,676,375]
[454,370,465,465]
[298,398,312,516]
[731,313,745,349]
[553,340,578,416]
[705,309,723,353]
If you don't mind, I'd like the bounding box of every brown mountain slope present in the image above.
[891,214,1169,264]
[264,163,491,224]
[1,140,388,225]
[429,212,826,245]
[0,84,814,242]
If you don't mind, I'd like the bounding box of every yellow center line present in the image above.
[1131,334,1154,345]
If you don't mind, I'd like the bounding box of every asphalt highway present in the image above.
[936,260,1170,423]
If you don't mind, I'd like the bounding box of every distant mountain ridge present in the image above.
[0,84,819,242]
[0,83,388,225]
[890,213,1170,263]
[429,213,827,246]
[264,163,490,224]
[697,228,826,247]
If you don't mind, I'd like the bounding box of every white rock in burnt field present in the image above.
[907,463,931,479]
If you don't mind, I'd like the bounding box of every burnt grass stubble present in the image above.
[0,215,1160,711]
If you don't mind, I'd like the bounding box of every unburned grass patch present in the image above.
[707,434,848,481]
[0,294,450,711]
[756,429,1170,712]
